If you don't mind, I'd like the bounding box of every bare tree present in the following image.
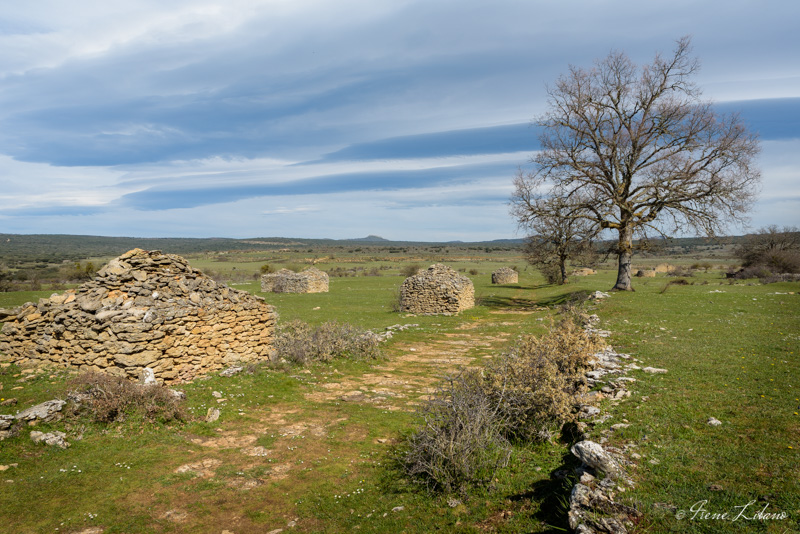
[513,36,761,290]
[511,171,597,284]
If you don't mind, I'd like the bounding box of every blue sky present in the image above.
[0,0,798,241]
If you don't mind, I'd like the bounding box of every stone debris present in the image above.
[588,291,610,300]
[220,366,244,377]
[491,267,518,284]
[15,399,66,423]
[367,323,419,342]
[30,430,70,448]
[571,440,623,480]
[261,267,329,293]
[567,311,652,533]
[572,268,597,276]
[399,264,474,315]
[206,408,221,423]
[707,417,723,426]
[0,249,277,383]
[642,367,668,374]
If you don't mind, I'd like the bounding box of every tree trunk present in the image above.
[560,255,569,284]
[613,225,634,291]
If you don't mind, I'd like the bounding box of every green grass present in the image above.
[1,257,798,532]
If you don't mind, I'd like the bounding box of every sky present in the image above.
[0,0,798,242]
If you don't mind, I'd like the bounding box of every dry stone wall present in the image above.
[399,264,474,315]
[261,267,329,293]
[491,267,518,284]
[0,249,277,383]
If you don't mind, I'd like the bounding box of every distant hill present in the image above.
[350,235,390,242]
[0,232,743,265]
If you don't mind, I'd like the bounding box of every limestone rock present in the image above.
[15,399,66,423]
[399,264,474,315]
[261,267,329,293]
[30,430,70,448]
[571,440,622,479]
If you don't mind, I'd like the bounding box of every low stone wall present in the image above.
[0,249,277,383]
[261,267,329,293]
[491,267,518,284]
[399,264,474,315]
[572,268,597,277]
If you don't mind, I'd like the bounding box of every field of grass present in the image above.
[1,249,798,533]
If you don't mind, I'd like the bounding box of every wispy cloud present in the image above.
[0,0,798,239]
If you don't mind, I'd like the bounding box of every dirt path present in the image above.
[157,317,520,532]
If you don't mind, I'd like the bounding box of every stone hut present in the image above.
[491,267,518,285]
[399,264,474,315]
[261,267,329,293]
[0,249,277,383]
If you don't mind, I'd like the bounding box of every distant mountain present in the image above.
[350,235,390,242]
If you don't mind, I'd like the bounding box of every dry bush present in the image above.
[67,372,186,424]
[401,370,511,495]
[400,264,421,278]
[274,320,383,364]
[482,317,600,441]
[401,315,600,494]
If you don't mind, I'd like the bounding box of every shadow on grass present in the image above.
[478,289,590,310]
[508,446,580,533]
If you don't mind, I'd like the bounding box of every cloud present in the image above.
[0,1,798,240]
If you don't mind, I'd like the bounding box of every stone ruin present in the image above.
[260,267,329,293]
[399,264,474,315]
[491,267,518,284]
[0,249,277,383]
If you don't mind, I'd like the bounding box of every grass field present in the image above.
[1,252,798,533]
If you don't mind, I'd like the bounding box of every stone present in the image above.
[140,367,158,385]
[220,366,244,377]
[15,399,66,423]
[261,267,329,293]
[399,264,474,315]
[0,414,14,430]
[642,367,668,374]
[589,291,610,300]
[707,417,723,426]
[30,430,70,448]
[206,408,221,423]
[571,440,622,479]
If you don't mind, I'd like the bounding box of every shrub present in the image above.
[400,264,421,278]
[735,225,800,275]
[67,372,186,424]
[274,320,382,364]
[482,317,599,441]
[401,315,600,494]
[401,370,511,495]
[468,269,479,275]
[259,263,274,274]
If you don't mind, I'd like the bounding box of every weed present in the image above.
[274,320,383,364]
[67,371,186,424]
[400,369,511,495]
[483,317,599,442]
